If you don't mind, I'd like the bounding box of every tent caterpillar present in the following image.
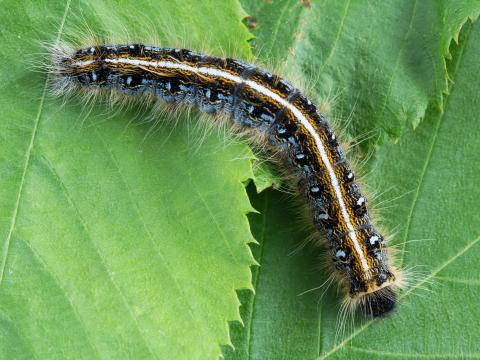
[50,43,403,319]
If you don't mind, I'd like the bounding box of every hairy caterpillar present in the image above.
[50,43,402,319]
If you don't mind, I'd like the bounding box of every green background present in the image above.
[0,0,479,359]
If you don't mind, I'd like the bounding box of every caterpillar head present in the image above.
[357,285,397,318]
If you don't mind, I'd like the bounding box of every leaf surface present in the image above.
[242,0,480,146]
[1,0,480,358]
[227,2,480,359]
[0,0,257,358]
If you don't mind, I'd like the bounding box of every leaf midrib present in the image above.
[0,0,72,288]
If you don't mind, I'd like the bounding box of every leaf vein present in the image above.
[318,0,351,72]
[378,0,418,120]
[348,345,480,358]
[38,154,160,359]
[318,234,480,359]
[0,0,72,289]
[90,125,205,336]
[19,237,102,358]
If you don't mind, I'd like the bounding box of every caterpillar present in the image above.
[50,43,402,319]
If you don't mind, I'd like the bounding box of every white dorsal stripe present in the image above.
[88,57,370,274]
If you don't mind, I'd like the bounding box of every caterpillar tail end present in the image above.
[358,286,397,319]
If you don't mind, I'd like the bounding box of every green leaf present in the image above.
[226,18,480,360]
[251,161,282,193]
[0,0,258,358]
[241,0,306,62]
[2,0,480,358]
[242,0,480,148]
[223,186,332,360]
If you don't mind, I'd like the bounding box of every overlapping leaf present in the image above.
[242,0,480,148]
[228,2,480,358]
